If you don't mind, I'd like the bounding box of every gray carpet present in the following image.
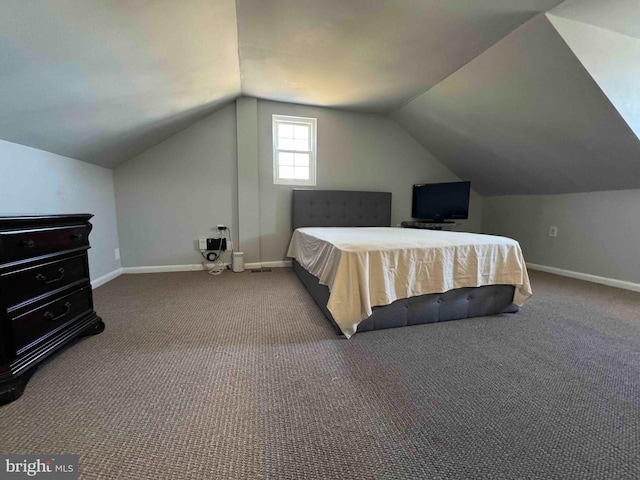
[0,268,638,479]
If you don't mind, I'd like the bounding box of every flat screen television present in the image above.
[411,181,470,222]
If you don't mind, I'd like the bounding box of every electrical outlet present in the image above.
[199,237,207,250]
[115,248,120,260]
[549,226,558,237]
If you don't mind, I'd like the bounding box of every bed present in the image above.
[287,189,532,337]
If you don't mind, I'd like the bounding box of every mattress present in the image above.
[287,227,532,337]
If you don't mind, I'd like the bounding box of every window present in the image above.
[273,114,317,185]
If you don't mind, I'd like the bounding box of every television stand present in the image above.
[401,220,455,231]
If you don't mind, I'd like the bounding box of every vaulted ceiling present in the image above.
[0,0,241,168]
[392,12,640,195]
[236,0,565,112]
[1,0,639,195]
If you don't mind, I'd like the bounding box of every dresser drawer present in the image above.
[0,225,89,261]
[10,286,93,354]
[1,254,89,311]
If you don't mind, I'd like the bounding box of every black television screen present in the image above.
[411,181,470,222]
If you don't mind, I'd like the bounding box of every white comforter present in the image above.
[287,227,532,338]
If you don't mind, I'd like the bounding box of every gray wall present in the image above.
[113,98,474,267]
[257,100,481,262]
[482,190,640,284]
[0,139,120,280]
[114,103,238,267]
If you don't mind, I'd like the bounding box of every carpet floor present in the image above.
[0,268,638,479]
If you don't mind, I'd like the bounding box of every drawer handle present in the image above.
[20,239,36,248]
[71,232,84,241]
[44,302,72,322]
[35,267,66,285]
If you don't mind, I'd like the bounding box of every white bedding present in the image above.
[287,227,532,338]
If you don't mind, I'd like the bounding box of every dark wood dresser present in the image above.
[0,214,105,405]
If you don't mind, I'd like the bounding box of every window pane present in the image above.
[273,115,316,186]
[293,125,309,139]
[293,139,309,151]
[294,167,309,180]
[278,124,293,139]
[279,152,294,166]
[279,166,295,179]
[279,138,294,150]
[294,153,309,167]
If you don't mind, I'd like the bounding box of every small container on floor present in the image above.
[232,252,245,272]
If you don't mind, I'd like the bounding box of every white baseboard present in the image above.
[245,260,292,269]
[123,264,206,274]
[91,268,123,288]
[120,260,292,275]
[527,263,640,293]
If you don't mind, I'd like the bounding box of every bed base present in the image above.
[293,259,517,335]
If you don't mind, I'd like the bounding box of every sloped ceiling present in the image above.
[391,14,640,195]
[236,0,564,112]
[0,0,241,168]
[550,0,640,39]
[549,15,640,142]
[548,2,640,142]
[0,0,564,168]
[1,0,638,196]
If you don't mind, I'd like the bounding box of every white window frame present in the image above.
[272,114,317,186]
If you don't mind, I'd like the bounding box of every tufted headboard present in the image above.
[292,189,392,230]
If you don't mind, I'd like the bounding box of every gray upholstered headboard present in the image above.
[292,189,392,230]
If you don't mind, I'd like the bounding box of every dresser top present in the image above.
[0,214,93,229]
